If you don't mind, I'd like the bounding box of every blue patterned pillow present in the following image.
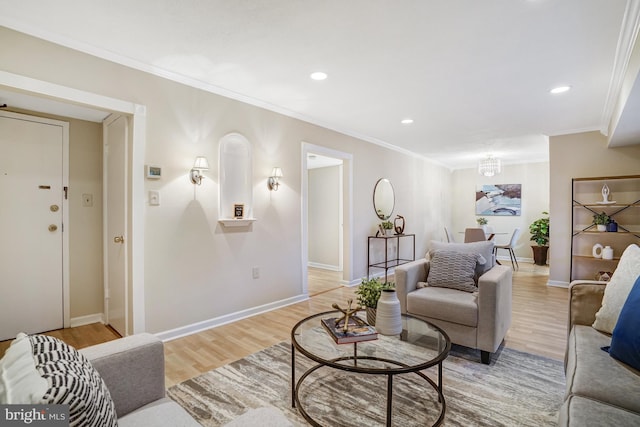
[609,275,640,371]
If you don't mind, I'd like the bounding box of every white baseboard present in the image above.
[308,262,342,271]
[70,313,104,328]
[155,294,309,342]
[547,280,569,288]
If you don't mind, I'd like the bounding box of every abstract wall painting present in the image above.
[476,184,522,216]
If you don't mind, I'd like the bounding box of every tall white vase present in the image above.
[375,289,403,335]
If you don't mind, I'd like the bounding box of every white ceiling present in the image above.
[0,0,637,169]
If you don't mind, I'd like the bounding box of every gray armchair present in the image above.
[395,240,513,364]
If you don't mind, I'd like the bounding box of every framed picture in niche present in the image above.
[234,204,244,219]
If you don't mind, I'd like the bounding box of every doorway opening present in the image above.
[302,143,353,296]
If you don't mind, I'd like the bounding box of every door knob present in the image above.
[50,205,59,212]
[48,224,58,232]
[114,236,124,244]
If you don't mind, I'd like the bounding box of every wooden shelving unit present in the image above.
[571,175,640,281]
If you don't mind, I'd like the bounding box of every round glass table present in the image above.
[290,310,451,426]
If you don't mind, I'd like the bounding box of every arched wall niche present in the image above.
[218,132,255,226]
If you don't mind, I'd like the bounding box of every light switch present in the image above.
[149,190,160,206]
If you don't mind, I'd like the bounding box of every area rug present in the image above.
[168,342,565,426]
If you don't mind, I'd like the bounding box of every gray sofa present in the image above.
[80,333,199,427]
[395,240,512,364]
[559,281,640,426]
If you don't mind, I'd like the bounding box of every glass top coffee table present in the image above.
[291,310,451,426]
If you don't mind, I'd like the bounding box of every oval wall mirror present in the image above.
[373,178,395,220]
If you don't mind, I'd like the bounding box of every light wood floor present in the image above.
[1,262,568,389]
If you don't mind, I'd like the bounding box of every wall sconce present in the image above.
[190,156,209,185]
[268,167,283,191]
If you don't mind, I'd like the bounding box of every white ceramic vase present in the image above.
[592,243,603,259]
[375,289,402,335]
[602,246,614,260]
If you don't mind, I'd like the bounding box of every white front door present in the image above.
[0,111,68,341]
[104,114,128,337]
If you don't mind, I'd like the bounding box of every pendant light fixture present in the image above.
[478,155,501,177]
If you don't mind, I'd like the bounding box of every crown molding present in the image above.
[600,0,640,136]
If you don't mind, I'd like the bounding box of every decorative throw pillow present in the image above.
[429,240,495,275]
[426,250,483,292]
[593,244,640,334]
[0,333,117,427]
[608,275,640,371]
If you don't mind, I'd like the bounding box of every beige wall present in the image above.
[0,27,452,335]
[9,108,104,320]
[451,162,550,261]
[549,131,640,285]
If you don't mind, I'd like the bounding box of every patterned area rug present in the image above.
[168,342,565,426]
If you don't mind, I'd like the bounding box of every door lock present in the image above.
[114,236,124,244]
[48,224,58,232]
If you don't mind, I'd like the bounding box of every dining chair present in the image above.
[464,228,487,243]
[494,227,521,270]
[444,226,456,243]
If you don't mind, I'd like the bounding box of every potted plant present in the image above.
[355,277,394,325]
[529,211,550,266]
[476,217,488,232]
[381,220,394,236]
[592,212,610,232]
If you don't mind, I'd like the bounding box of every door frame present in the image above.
[0,70,147,334]
[0,109,70,329]
[301,142,354,295]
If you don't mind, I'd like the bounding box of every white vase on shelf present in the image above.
[375,289,402,335]
[602,246,614,260]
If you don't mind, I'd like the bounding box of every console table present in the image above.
[367,234,415,282]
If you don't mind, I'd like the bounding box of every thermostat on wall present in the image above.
[145,165,162,179]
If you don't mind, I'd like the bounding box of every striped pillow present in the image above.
[29,335,117,427]
[426,249,484,292]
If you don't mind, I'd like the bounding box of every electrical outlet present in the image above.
[252,267,260,279]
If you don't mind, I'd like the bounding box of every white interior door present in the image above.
[0,111,68,341]
[104,114,128,337]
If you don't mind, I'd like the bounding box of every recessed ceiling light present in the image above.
[310,72,328,81]
[550,85,571,94]
[401,118,414,124]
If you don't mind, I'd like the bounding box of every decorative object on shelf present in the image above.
[330,299,364,332]
[603,245,614,260]
[394,215,405,235]
[477,155,501,177]
[189,156,209,185]
[354,277,394,326]
[607,219,618,232]
[234,203,244,219]
[597,184,616,204]
[595,271,613,282]
[592,212,610,232]
[267,167,283,191]
[593,243,604,259]
[381,220,394,236]
[375,289,402,336]
[529,211,550,266]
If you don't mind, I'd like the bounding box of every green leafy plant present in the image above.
[381,221,394,230]
[592,212,610,225]
[476,217,488,225]
[355,278,394,308]
[529,211,550,246]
